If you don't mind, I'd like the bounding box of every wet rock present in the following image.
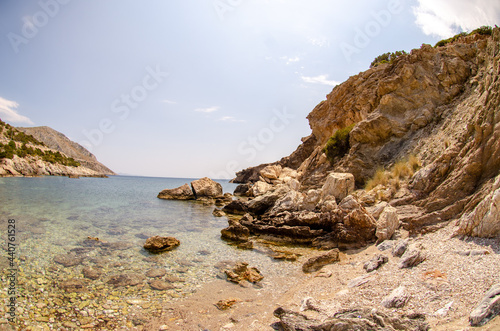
[157,183,195,200]
[164,275,185,283]
[223,262,263,284]
[135,232,152,240]
[302,249,340,273]
[53,253,83,267]
[103,241,134,250]
[399,245,426,268]
[215,193,233,206]
[382,286,410,308]
[274,306,429,330]
[212,208,226,217]
[363,254,388,272]
[221,219,250,242]
[392,239,409,257]
[143,236,180,253]
[59,279,87,292]
[145,267,167,278]
[107,273,145,287]
[149,279,174,291]
[222,200,249,215]
[82,266,102,280]
[470,283,500,326]
[233,183,252,197]
[321,172,355,202]
[191,177,223,198]
[375,205,399,241]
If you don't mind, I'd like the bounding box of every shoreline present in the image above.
[145,222,500,330]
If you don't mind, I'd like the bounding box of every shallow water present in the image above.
[0,176,306,329]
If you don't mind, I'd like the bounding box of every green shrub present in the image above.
[471,25,493,36]
[323,124,355,165]
[370,50,407,68]
[435,26,493,47]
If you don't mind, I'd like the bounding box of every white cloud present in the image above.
[0,97,34,125]
[217,116,245,123]
[162,99,177,104]
[413,0,500,38]
[301,74,339,87]
[280,56,300,65]
[194,106,219,113]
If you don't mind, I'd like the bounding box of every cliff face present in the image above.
[0,122,114,177]
[18,126,115,175]
[233,28,500,238]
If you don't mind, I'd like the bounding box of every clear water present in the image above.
[0,176,304,329]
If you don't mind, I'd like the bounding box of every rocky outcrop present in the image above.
[302,249,339,273]
[230,28,500,240]
[191,177,223,198]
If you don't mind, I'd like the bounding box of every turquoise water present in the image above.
[0,176,303,329]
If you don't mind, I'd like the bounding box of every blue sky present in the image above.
[1,0,499,178]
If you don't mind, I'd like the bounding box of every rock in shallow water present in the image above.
[157,183,195,200]
[143,236,180,253]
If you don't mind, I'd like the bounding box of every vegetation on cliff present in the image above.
[322,124,354,165]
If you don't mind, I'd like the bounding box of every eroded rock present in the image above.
[157,183,195,200]
[302,249,340,273]
[143,236,180,253]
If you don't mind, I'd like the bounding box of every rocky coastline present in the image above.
[152,28,500,330]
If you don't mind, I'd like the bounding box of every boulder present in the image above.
[251,181,273,196]
[399,245,426,268]
[375,205,399,241]
[302,249,340,273]
[221,219,251,242]
[233,183,252,197]
[469,283,500,326]
[382,286,410,308]
[260,165,282,180]
[157,183,195,200]
[269,190,304,215]
[222,200,248,215]
[212,208,226,217]
[143,236,180,253]
[392,239,409,257]
[191,177,223,198]
[301,189,322,211]
[247,188,286,215]
[367,201,388,220]
[321,173,355,202]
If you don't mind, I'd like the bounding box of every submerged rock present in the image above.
[223,262,263,284]
[53,253,83,267]
[149,279,174,291]
[82,266,102,280]
[107,273,145,287]
[143,236,180,253]
[221,218,250,242]
[59,279,87,292]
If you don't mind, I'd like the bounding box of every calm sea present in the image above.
[0,176,304,329]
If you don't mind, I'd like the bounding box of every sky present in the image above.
[0,0,499,178]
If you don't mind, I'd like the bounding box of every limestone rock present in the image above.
[392,239,409,257]
[260,165,282,180]
[251,181,273,196]
[301,189,322,211]
[143,236,180,253]
[399,245,426,268]
[191,177,223,198]
[221,219,250,242]
[457,174,500,238]
[233,183,252,197]
[470,283,500,326]
[302,249,340,273]
[321,172,355,202]
[157,183,195,200]
[247,186,289,215]
[222,200,248,215]
[363,254,388,272]
[367,201,388,220]
[223,262,263,284]
[382,286,410,308]
[269,190,304,215]
[375,205,399,241]
[212,208,226,217]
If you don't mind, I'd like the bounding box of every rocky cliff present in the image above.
[18,126,115,175]
[0,120,114,177]
[231,27,500,239]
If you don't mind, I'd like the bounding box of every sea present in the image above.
[0,175,306,329]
